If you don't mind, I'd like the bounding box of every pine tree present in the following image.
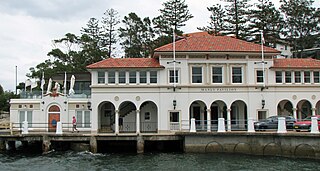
[101,8,120,58]
[155,0,193,35]
[280,0,319,58]
[222,0,252,40]
[247,0,284,46]
[197,4,226,35]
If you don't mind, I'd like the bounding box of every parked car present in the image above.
[293,115,320,132]
[254,115,296,131]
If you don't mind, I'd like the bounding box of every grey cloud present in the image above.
[0,0,111,21]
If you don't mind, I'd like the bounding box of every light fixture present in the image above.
[87,101,92,111]
[262,99,265,109]
[173,100,177,110]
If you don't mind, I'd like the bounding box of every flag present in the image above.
[31,80,37,89]
[25,79,32,87]
[261,32,265,44]
[63,72,67,95]
[40,72,45,90]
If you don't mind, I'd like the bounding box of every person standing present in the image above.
[72,116,79,133]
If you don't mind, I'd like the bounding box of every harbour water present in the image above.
[0,151,319,171]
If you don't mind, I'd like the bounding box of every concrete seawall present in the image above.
[179,132,320,159]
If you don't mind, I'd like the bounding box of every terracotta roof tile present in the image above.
[272,58,320,69]
[155,31,279,53]
[87,58,164,69]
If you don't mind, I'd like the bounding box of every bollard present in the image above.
[56,122,63,134]
[277,117,287,133]
[218,118,226,132]
[247,118,255,132]
[22,121,28,134]
[310,117,319,133]
[190,118,196,132]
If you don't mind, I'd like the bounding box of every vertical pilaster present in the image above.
[136,110,140,134]
[115,110,119,134]
[227,108,232,131]
[293,108,298,120]
[312,108,316,116]
[206,109,211,132]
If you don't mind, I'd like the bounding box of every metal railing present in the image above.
[140,122,157,133]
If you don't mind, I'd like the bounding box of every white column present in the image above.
[293,108,298,120]
[200,110,205,130]
[312,108,316,116]
[227,108,231,131]
[277,117,287,133]
[217,118,226,132]
[207,109,211,132]
[247,118,255,132]
[136,110,140,134]
[22,121,28,134]
[115,110,119,134]
[190,118,196,132]
[310,116,319,133]
[56,122,62,134]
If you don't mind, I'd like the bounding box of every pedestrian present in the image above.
[72,116,79,133]
[119,117,123,131]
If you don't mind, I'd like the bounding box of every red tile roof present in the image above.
[272,58,320,69]
[87,58,164,69]
[154,31,279,53]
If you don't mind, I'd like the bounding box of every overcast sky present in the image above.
[0,0,319,92]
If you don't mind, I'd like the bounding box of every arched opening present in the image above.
[98,101,115,133]
[210,100,227,131]
[230,100,247,130]
[277,100,293,116]
[119,101,137,133]
[48,105,60,132]
[316,101,320,115]
[140,101,158,133]
[297,100,312,120]
[189,100,207,131]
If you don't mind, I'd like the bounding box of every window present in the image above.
[150,71,157,84]
[294,71,301,83]
[108,71,115,84]
[169,70,179,84]
[192,66,202,83]
[232,67,242,83]
[19,111,32,127]
[170,112,179,122]
[76,110,91,128]
[256,70,264,83]
[140,71,147,84]
[118,71,126,84]
[275,71,282,83]
[304,71,310,83]
[129,71,136,84]
[314,71,320,83]
[98,71,105,84]
[144,112,150,121]
[212,66,223,83]
[257,111,267,120]
[285,71,291,83]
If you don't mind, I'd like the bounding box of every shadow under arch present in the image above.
[263,142,282,156]
[205,141,224,153]
[233,142,252,154]
[294,144,315,158]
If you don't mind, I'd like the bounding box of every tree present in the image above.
[155,0,193,35]
[119,13,154,58]
[81,18,107,63]
[247,0,284,46]
[198,4,227,35]
[101,8,120,58]
[0,85,3,95]
[0,90,18,112]
[280,0,320,57]
[222,0,252,39]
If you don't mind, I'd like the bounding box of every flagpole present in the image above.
[64,72,67,95]
[261,31,265,88]
[173,29,176,91]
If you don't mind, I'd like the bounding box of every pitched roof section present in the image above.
[272,58,320,69]
[154,31,279,53]
[87,58,164,69]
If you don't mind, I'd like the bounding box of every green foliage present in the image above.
[0,90,18,112]
[197,4,226,35]
[280,0,320,57]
